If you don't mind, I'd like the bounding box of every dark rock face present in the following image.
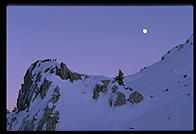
[50,68,55,74]
[35,72,42,83]
[49,86,60,103]
[92,80,110,100]
[128,91,144,104]
[40,78,52,99]
[114,91,126,106]
[36,106,59,130]
[112,85,118,93]
[55,62,82,83]
[17,68,34,112]
[46,111,60,131]
[16,60,54,112]
[93,84,103,100]
[44,67,51,73]
[19,105,60,131]
[18,85,60,131]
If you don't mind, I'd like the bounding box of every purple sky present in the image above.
[7,6,193,110]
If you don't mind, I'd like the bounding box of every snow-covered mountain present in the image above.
[7,35,193,131]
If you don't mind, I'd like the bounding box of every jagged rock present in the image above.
[17,68,33,112]
[56,62,81,82]
[35,72,42,83]
[92,80,110,100]
[50,68,55,74]
[46,111,59,131]
[111,85,118,93]
[19,116,35,131]
[56,62,71,80]
[93,84,102,100]
[37,105,52,130]
[42,59,52,63]
[49,86,60,103]
[128,91,144,104]
[70,73,82,83]
[102,80,110,93]
[40,78,52,99]
[31,60,39,71]
[114,91,126,106]
[44,67,51,73]
[36,104,59,131]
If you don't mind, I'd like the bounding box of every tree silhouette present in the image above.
[114,69,124,86]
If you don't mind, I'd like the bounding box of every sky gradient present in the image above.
[7,6,193,110]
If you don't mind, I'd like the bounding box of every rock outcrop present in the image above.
[40,78,52,99]
[114,91,126,106]
[128,91,144,104]
[55,62,82,83]
[17,68,34,112]
[92,80,110,100]
[111,85,118,93]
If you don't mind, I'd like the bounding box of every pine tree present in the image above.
[114,69,124,86]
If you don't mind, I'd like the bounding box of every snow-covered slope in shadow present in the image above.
[123,34,193,130]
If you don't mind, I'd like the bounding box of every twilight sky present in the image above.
[7,6,193,110]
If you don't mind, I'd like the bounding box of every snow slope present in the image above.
[7,35,193,131]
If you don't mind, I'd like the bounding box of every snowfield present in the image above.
[7,35,193,131]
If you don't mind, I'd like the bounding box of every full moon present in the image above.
[143,28,148,34]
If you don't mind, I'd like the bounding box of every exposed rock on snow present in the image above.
[49,86,60,103]
[114,91,126,106]
[128,91,144,104]
[55,62,82,83]
[17,69,33,112]
[40,78,52,99]
[111,85,118,93]
[92,80,110,100]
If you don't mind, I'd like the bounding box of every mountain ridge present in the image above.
[7,34,193,130]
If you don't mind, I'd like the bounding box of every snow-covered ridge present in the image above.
[7,35,193,130]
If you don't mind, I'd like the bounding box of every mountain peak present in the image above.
[7,35,193,131]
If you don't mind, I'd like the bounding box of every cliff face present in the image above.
[7,35,193,131]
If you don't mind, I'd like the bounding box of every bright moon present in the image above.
[143,28,148,34]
